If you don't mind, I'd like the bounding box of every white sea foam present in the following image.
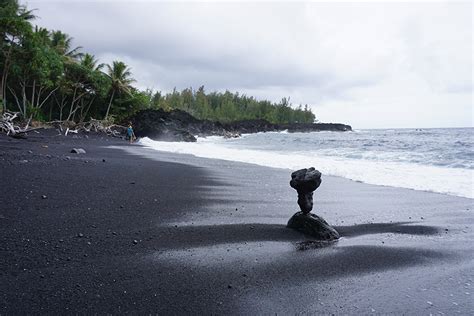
[139,136,473,199]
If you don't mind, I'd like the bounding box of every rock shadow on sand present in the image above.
[151,221,440,252]
[154,223,304,250]
[335,222,440,238]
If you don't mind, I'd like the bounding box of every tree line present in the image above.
[1,0,316,124]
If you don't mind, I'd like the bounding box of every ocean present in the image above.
[139,128,474,199]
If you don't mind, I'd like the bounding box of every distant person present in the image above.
[127,122,136,143]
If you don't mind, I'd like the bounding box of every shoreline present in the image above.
[137,135,474,200]
[122,143,473,201]
[1,130,473,314]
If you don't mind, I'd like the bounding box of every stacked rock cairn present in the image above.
[287,167,340,241]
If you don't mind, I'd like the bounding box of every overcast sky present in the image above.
[27,0,472,128]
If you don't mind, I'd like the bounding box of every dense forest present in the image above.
[0,0,316,124]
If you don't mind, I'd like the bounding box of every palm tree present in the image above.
[80,53,103,72]
[104,61,135,120]
[50,30,82,63]
[34,26,50,45]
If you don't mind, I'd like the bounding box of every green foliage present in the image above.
[1,1,317,124]
[147,88,316,124]
[104,60,135,119]
[0,0,35,43]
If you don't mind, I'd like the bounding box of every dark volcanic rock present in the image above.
[126,109,351,142]
[287,212,340,240]
[290,167,322,214]
[223,119,278,134]
[287,168,339,241]
[128,109,198,142]
[283,123,351,132]
[128,109,228,142]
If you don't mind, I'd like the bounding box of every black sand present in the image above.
[1,130,473,314]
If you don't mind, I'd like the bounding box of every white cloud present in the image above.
[27,0,472,128]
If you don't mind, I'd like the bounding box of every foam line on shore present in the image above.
[139,137,473,199]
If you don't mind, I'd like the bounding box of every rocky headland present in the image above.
[128,109,352,142]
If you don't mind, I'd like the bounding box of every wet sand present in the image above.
[1,130,473,314]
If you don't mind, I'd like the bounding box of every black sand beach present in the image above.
[1,130,473,314]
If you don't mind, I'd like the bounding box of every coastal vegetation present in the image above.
[0,0,316,125]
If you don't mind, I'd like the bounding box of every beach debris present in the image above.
[77,233,84,238]
[70,148,86,154]
[287,168,340,241]
[64,127,78,136]
[133,239,138,244]
[0,111,34,138]
[41,195,47,199]
[48,118,126,137]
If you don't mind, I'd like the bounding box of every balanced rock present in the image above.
[287,168,339,241]
[287,212,340,240]
[290,167,321,214]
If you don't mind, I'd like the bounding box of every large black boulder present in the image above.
[128,109,198,142]
[287,212,340,241]
[128,109,230,142]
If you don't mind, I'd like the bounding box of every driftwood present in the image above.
[1,112,126,138]
[82,119,126,137]
[48,118,126,137]
[0,111,35,137]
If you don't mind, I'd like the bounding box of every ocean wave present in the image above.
[139,137,473,199]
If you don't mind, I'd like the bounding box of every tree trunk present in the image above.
[31,80,36,110]
[21,82,27,118]
[37,87,58,109]
[1,44,14,112]
[104,89,115,120]
[7,85,22,116]
[83,96,95,122]
[0,75,4,112]
[66,90,87,122]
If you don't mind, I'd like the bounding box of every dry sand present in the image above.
[1,130,473,314]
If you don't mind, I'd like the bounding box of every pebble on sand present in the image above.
[70,148,86,154]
